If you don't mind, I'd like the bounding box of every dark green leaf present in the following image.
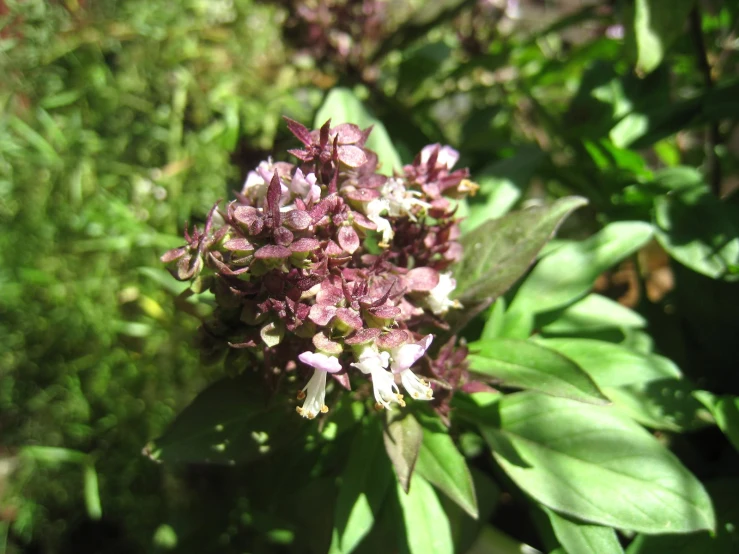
[383,410,423,494]
[469,338,609,405]
[478,392,715,533]
[509,221,653,316]
[453,196,587,305]
[654,191,739,281]
[144,373,304,464]
[695,392,739,452]
[415,414,478,518]
[330,419,393,554]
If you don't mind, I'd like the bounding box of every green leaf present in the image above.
[144,373,303,464]
[626,479,739,554]
[383,410,423,493]
[315,88,403,175]
[330,419,393,554]
[539,339,710,431]
[441,469,499,553]
[544,508,624,554]
[415,415,478,518]
[509,221,654,316]
[694,392,739,452]
[654,191,739,281]
[453,196,588,305]
[468,338,609,405]
[632,0,696,74]
[538,293,646,334]
[397,475,454,554]
[479,392,715,533]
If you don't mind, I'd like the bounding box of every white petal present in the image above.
[399,369,434,401]
[296,369,328,419]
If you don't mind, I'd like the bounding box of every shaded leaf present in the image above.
[453,196,587,305]
[383,410,423,493]
[631,0,696,74]
[545,507,623,554]
[330,418,393,554]
[144,373,303,464]
[538,293,646,334]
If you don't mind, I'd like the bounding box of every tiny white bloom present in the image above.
[425,272,460,316]
[420,144,460,170]
[380,178,430,221]
[366,198,394,246]
[389,335,434,401]
[296,351,342,419]
[399,369,433,400]
[351,345,405,409]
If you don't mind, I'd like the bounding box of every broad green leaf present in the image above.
[627,479,739,554]
[144,373,303,464]
[453,196,587,305]
[539,339,710,431]
[509,221,654,316]
[632,0,696,74]
[538,293,646,334]
[469,338,609,405]
[479,392,715,533]
[694,392,739,452]
[654,191,739,281]
[462,146,544,233]
[330,419,394,554]
[315,88,403,175]
[537,338,681,387]
[415,415,478,518]
[397,475,454,554]
[383,410,423,493]
[544,508,623,554]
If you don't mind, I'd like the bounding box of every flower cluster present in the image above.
[162,118,475,419]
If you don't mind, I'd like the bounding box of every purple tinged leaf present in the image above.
[312,332,343,355]
[331,123,363,144]
[338,145,368,168]
[345,328,382,345]
[273,227,294,246]
[290,238,321,253]
[233,205,264,236]
[308,304,337,326]
[345,188,381,203]
[284,210,313,230]
[267,173,282,226]
[319,119,331,148]
[369,305,401,319]
[161,247,187,263]
[338,226,360,254]
[254,245,291,260]
[335,308,363,330]
[283,116,313,147]
[406,267,440,292]
[223,238,254,252]
[377,330,410,350]
[331,372,352,391]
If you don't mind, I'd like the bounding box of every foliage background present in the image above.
[1,0,738,553]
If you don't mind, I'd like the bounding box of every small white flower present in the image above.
[425,272,460,316]
[380,178,430,221]
[399,369,434,400]
[366,198,394,247]
[296,351,342,419]
[289,168,321,204]
[351,345,405,409]
[389,334,434,401]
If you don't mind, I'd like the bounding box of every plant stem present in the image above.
[689,5,722,196]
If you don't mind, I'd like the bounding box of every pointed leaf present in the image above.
[478,392,715,533]
[469,338,609,405]
[544,508,624,554]
[453,196,587,305]
[509,221,653,316]
[397,475,454,554]
[415,415,478,518]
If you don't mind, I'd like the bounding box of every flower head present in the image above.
[351,345,405,410]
